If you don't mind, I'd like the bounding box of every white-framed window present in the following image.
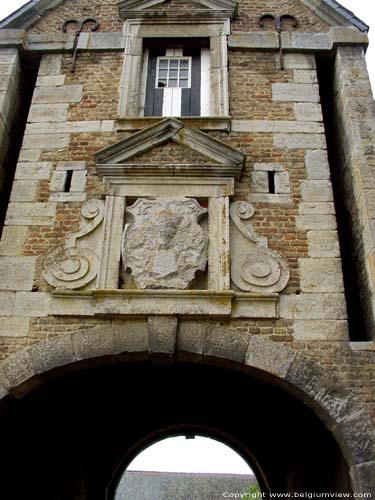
[156,56,191,88]
[119,19,230,119]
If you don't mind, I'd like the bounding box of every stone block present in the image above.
[272,83,320,103]
[148,316,177,355]
[253,163,284,172]
[294,103,323,122]
[274,171,291,194]
[280,293,347,320]
[296,215,337,230]
[289,32,330,51]
[307,230,340,258]
[350,461,375,493]
[0,317,30,337]
[0,291,15,315]
[299,202,335,215]
[5,202,57,226]
[70,170,87,192]
[56,161,86,171]
[14,292,51,317]
[10,180,38,202]
[282,54,316,69]
[0,226,28,255]
[244,335,295,378]
[35,75,66,87]
[300,258,344,293]
[251,171,268,192]
[300,180,333,202]
[49,192,87,203]
[248,193,292,204]
[32,84,83,104]
[28,103,69,123]
[111,321,149,354]
[334,410,375,465]
[27,121,103,134]
[18,149,42,162]
[38,54,62,76]
[27,334,76,374]
[231,120,323,134]
[274,134,326,150]
[293,320,348,340]
[0,350,36,389]
[88,32,124,50]
[22,133,69,150]
[177,320,208,359]
[0,256,37,290]
[50,170,67,192]
[305,149,330,180]
[293,69,318,84]
[71,327,115,361]
[204,325,250,365]
[15,162,52,180]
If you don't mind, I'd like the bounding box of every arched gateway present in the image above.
[0,325,373,498]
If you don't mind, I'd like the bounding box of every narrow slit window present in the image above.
[268,171,275,194]
[156,57,191,89]
[64,170,74,193]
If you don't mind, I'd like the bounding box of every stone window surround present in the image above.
[118,18,230,119]
[249,163,292,204]
[49,161,87,202]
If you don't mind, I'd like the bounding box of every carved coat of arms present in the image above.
[122,197,208,289]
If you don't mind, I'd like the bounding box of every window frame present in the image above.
[119,19,230,118]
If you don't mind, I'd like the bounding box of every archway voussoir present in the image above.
[333,410,375,467]
[176,320,208,363]
[0,350,37,391]
[111,321,149,356]
[203,325,251,366]
[0,382,9,400]
[27,334,76,375]
[350,460,375,494]
[71,326,116,361]
[244,335,296,379]
[285,354,356,428]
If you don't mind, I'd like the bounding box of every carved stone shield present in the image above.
[122,197,207,289]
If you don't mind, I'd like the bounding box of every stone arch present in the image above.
[0,322,374,493]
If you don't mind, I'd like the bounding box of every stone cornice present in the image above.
[0,27,368,53]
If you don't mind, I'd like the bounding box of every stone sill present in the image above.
[51,289,279,318]
[115,117,231,132]
[349,342,375,351]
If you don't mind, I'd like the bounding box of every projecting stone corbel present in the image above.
[230,201,290,293]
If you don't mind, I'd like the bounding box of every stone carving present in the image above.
[230,201,290,293]
[43,199,104,289]
[122,197,207,289]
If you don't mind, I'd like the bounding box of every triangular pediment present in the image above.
[95,118,245,180]
[118,0,238,19]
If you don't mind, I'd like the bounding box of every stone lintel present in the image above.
[50,290,280,318]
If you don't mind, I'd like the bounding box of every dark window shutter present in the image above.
[181,47,201,117]
[144,49,164,117]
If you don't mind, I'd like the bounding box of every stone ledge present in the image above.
[50,289,280,318]
[116,117,231,132]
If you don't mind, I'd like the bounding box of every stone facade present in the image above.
[0,0,374,498]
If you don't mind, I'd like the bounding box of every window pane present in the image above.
[157,80,167,87]
[180,69,189,78]
[179,79,189,88]
[170,69,178,77]
[180,59,189,68]
[169,79,178,87]
[159,69,168,77]
[159,60,168,68]
[170,59,178,68]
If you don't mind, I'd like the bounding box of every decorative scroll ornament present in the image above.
[230,201,290,293]
[122,197,207,289]
[43,199,105,289]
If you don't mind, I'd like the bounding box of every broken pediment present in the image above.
[95,118,246,180]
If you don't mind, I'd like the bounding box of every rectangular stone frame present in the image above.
[118,18,230,118]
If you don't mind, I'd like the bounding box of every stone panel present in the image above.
[0,256,37,291]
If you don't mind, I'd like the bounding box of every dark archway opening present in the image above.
[0,361,352,499]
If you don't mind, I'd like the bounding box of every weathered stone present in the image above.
[293,320,348,341]
[0,256,37,290]
[28,103,69,123]
[244,335,295,378]
[49,192,87,202]
[32,85,83,104]
[334,409,375,465]
[38,54,62,76]
[204,325,250,364]
[350,461,375,493]
[15,161,52,180]
[0,317,30,337]
[13,292,51,317]
[0,350,36,389]
[6,202,56,226]
[17,148,42,161]
[301,180,333,202]
[56,161,86,171]
[299,202,335,215]
[231,120,323,134]
[70,170,87,192]
[296,214,337,230]
[294,103,323,122]
[0,226,28,255]
[293,69,318,84]
[272,83,320,103]
[282,54,316,69]
[274,171,291,194]
[300,258,344,293]
[305,149,331,180]
[280,293,347,320]
[71,327,115,360]
[49,170,67,192]
[0,291,15,315]
[274,134,326,150]
[112,321,149,354]
[148,316,177,354]
[177,320,208,359]
[27,334,76,374]
[10,180,38,202]
[35,75,66,87]
[251,171,268,192]
[22,133,69,149]
[307,230,340,258]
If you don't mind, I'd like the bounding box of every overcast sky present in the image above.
[0,0,374,477]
